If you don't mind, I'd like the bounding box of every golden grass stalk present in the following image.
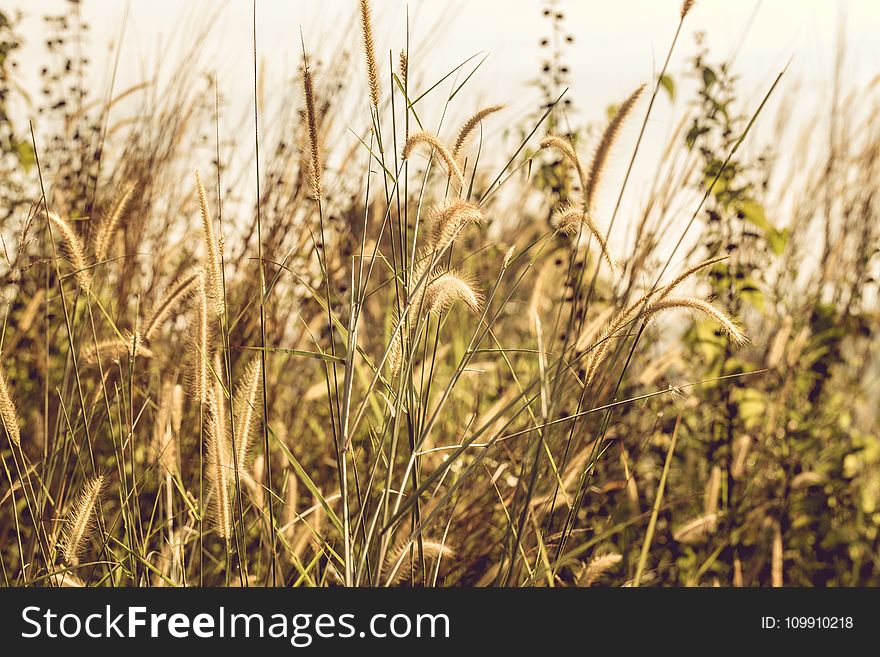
[584,84,645,211]
[93,181,135,262]
[359,0,381,108]
[402,131,466,189]
[143,271,201,342]
[389,268,482,376]
[302,62,322,201]
[584,294,744,387]
[195,171,224,316]
[61,475,104,565]
[0,360,20,447]
[550,203,620,272]
[233,357,262,473]
[539,135,587,192]
[46,211,92,293]
[429,199,484,250]
[451,104,506,161]
[206,387,232,539]
[579,553,622,587]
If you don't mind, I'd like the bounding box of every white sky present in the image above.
[7,1,880,252]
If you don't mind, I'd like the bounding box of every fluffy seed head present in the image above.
[143,272,200,342]
[681,0,695,18]
[421,269,482,317]
[451,104,506,161]
[93,181,135,262]
[402,131,466,189]
[61,475,104,565]
[359,0,381,107]
[580,553,622,587]
[550,203,620,273]
[233,357,263,473]
[540,135,588,192]
[195,171,224,316]
[0,361,20,447]
[302,62,322,201]
[46,211,92,293]
[429,199,484,250]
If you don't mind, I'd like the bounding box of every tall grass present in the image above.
[0,0,878,587]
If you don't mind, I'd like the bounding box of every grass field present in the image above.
[0,0,878,587]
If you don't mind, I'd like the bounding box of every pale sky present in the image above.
[7,1,880,251]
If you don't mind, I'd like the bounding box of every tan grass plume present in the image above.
[143,271,201,342]
[302,60,322,201]
[189,271,212,404]
[402,131,466,189]
[579,553,622,587]
[359,0,381,108]
[550,203,620,272]
[61,475,104,565]
[93,181,135,262]
[46,211,92,293]
[0,360,20,447]
[429,199,484,250]
[206,386,233,539]
[195,171,224,316]
[451,104,506,161]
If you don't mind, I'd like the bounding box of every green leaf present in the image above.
[738,200,787,255]
[659,73,675,101]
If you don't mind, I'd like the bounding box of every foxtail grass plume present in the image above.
[550,203,620,273]
[206,390,233,539]
[584,84,645,211]
[61,475,104,565]
[189,271,212,404]
[645,296,746,346]
[233,357,263,473]
[385,540,455,585]
[681,0,695,18]
[451,104,506,161]
[580,553,622,587]
[301,60,322,201]
[93,181,135,262]
[143,271,201,342]
[420,269,482,316]
[0,360,20,447]
[359,0,381,108]
[46,211,92,293]
[195,171,224,316]
[429,199,484,250]
[539,135,588,192]
[398,50,408,88]
[402,131,466,189]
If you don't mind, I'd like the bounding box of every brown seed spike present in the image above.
[302,61,322,201]
[0,361,20,448]
[452,104,506,161]
[359,0,381,108]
